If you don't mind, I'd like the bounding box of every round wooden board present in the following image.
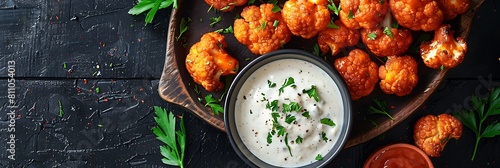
[158,0,485,148]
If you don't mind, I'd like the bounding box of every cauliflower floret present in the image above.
[186,32,239,92]
[436,0,471,20]
[234,4,292,55]
[379,56,418,96]
[390,0,443,31]
[361,12,412,57]
[282,0,330,39]
[339,0,389,29]
[414,113,463,157]
[204,0,247,12]
[334,49,379,100]
[420,24,467,69]
[318,20,360,56]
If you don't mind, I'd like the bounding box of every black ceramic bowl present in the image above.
[224,49,352,167]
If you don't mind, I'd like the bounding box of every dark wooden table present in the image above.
[1,0,499,167]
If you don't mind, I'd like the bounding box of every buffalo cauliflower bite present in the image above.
[186,32,239,92]
[234,4,292,55]
[339,0,389,29]
[334,49,379,100]
[204,0,247,12]
[361,12,413,57]
[282,0,330,39]
[318,20,360,56]
[379,56,418,96]
[414,113,463,157]
[390,0,443,31]
[436,0,471,20]
[420,24,467,69]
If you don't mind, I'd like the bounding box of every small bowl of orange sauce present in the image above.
[363,143,433,168]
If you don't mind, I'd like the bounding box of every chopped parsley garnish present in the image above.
[220,5,230,11]
[268,80,276,88]
[285,114,296,124]
[312,43,325,57]
[321,132,328,142]
[272,4,281,13]
[440,65,445,70]
[315,154,323,161]
[327,0,340,16]
[368,98,394,120]
[209,16,222,27]
[205,94,223,115]
[302,112,310,119]
[214,25,233,34]
[176,17,190,41]
[320,118,336,127]
[266,100,279,112]
[348,10,355,19]
[283,102,301,113]
[273,20,279,27]
[296,136,303,144]
[368,32,377,40]
[383,27,393,39]
[302,85,319,102]
[279,77,296,95]
[267,132,273,144]
[261,21,267,30]
[277,125,286,137]
[284,133,293,156]
[327,21,339,29]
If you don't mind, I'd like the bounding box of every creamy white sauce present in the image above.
[235,58,344,167]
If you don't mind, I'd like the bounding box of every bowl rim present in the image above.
[224,49,352,167]
[363,143,434,168]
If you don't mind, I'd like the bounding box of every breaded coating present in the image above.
[339,0,389,29]
[234,4,292,55]
[420,24,467,69]
[379,56,418,96]
[390,0,443,31]
[414,113,463,157]
[436,0,470,20]
[360,11,412,57]
[282,0,330,39]
[186,32,239,92]
[204,0,247,12]
[334,49,379,100]
[318,20,360,56]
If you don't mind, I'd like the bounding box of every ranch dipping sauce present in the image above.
[235,58,345,167]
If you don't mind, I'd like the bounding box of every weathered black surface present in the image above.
[0,0,499,167]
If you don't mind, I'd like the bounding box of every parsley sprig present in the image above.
[128,0,178,24]
[453,87,500,160]
[368,99,394,120]
[205,94,224,115]
[152,106,186,168]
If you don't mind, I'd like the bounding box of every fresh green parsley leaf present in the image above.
[63,63,67,69]
[261,21,267,30]
[128,0,177,25]
[271,112,280,127]
[312,43,325,57]
[95,87,100,94]
[302,85,319,102]
[368,32,377,40]
[152,106,186,168]
[279,77,296,95]
[277,125,286,137]
[327,0,340,16]
[348,10,354,19]
[315,154,323,161]
[383,27,393,39]
[267,132,273,144]
[205,94,224,115]
[453,87,500,160]
[176,17,191,41]
[320,118,336,127]
[285,115,296,124]
[440,65,445,70]
[268,80,277,88]
[283,102,302,113]
[327,21,339,29]
[214,25,234,34]
[285,133,293,157]
[368,99,394,120]
[296,136,303,144]
[302,112,310,119]
[321,132,328,142]
[273,20,279,27]
[58,100,64,117]
[266,100,279,112]
[209,16,222,27]
[272,4,281,13]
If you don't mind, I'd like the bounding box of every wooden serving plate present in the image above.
[159,0,485,148]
